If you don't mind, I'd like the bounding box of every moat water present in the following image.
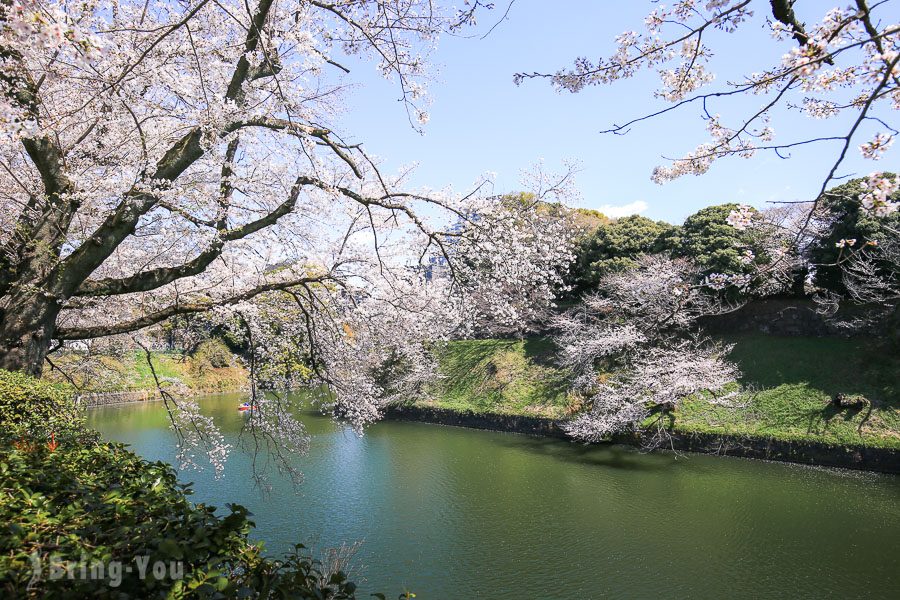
[89,394,900,599]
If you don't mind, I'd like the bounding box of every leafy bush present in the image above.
[0,441,363,598]
[671,203,755,276]
[191,339,234,371]
[0,369,92,445]
[807,174,900,295]
[567,215,676,295]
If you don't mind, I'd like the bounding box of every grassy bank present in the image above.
[422,334,900,450]
[426,338,574,418]
[43,340,248,394]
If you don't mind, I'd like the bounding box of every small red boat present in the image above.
[238,402,252,412]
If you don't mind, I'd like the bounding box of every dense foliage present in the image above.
[0,370,90,445]
[567,204,782,297]
[568,215,677,295]
[0,442,369,598]
[809,174,900,294]
[670,204,758,276]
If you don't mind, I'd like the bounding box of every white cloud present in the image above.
[596,200,648,219]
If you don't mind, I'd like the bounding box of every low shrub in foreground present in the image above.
[0,442,364,598]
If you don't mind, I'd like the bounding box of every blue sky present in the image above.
[336,1,898,225]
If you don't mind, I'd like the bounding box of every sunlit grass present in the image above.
[44,350,248,394]
[424,334,900,449]
[676,334,900,449]
[424,338,574,418]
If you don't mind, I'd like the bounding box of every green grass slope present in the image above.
[44,341,248,394]
[677,334,899,448]
[424,334,900,449]
[424,338,575,418]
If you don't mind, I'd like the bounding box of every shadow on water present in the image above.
[489,430,678,473]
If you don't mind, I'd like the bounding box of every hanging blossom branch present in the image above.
[233,311,309,488]
[725,172,899,322]
[135,338,232,478]
[0,0,506,378]
[515,1,900,227]
[0,0,586,480]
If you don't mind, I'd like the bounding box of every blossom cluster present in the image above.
[0,0,106,138]
[523,2,898,193]
[703,272,752,291]
[170,399,232,478]
[554,255,743,444]
[860,133,894,160]
[860,172,900,217]
[726,204,756,230]
[523,0,751,95]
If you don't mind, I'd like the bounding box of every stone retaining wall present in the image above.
[78,387,245,407]
[698,297,876,337]
[78,389,161,407]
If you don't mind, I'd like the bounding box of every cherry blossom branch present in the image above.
[57,273,335,339]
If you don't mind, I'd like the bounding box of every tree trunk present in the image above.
[0,285,61,376]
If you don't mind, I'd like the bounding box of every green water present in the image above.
[89,394,900,599]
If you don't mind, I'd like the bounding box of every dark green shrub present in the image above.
[0,369,371,598]
[807,174,900,294]
[672,203,754,276]
[567,215,677,295]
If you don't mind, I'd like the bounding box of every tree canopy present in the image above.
[672,204,757,276]
[568,215,677,295]
[809,174,900,294]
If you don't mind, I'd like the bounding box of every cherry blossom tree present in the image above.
[553,255,743,445]
[0,0,575,380]
[0,0,582,475]
[725,173,898,325]
[444,183,580,336]
[516,0,900,337]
